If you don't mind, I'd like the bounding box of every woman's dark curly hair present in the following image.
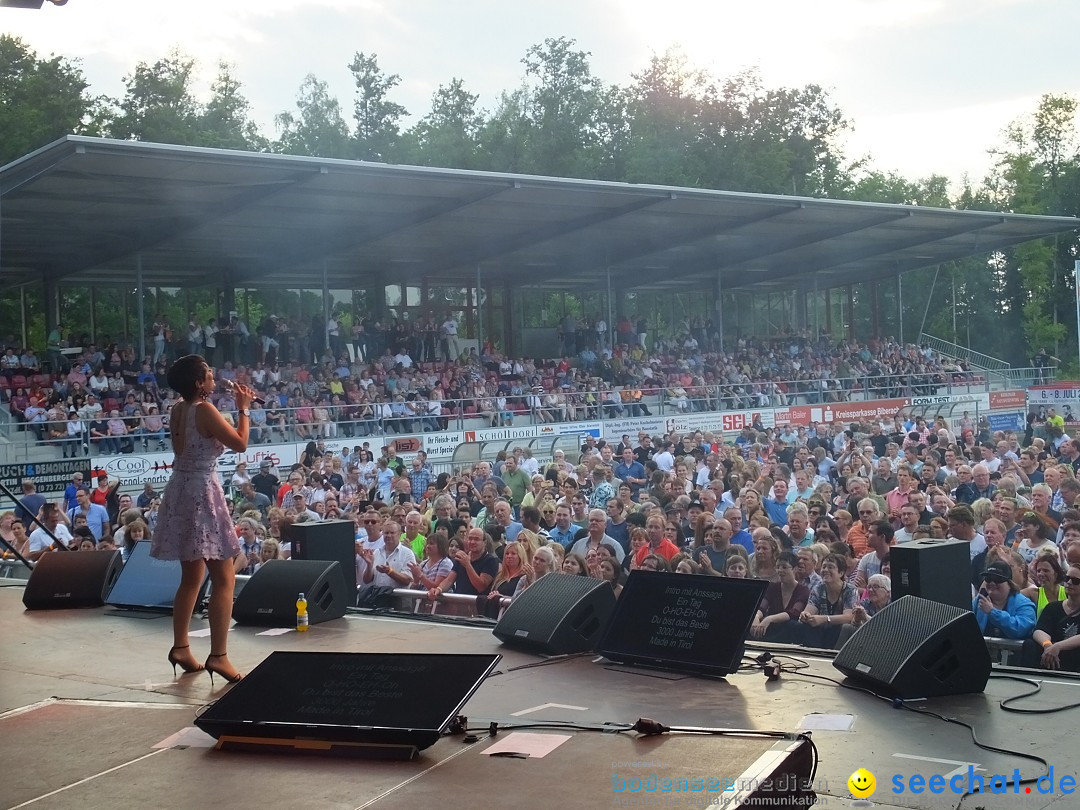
[166,355,209,400]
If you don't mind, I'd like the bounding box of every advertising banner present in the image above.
[0,460,93,494]
[463,426,540,443]
[989,390,1027,411]
[541,420,602,439]
[92,444,298,489]
[909,393,990,412]
[1027,385,1080,425]
[987,412,1026,432]
[423,431,465,461]
[776,399,909,426]
[601,416,670,440]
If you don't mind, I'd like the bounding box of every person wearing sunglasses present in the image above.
[1021,565,1080,672]
[973,561,1036,640]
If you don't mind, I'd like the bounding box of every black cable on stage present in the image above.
[990,672,1080,714]
[502,651,593,672]
[783,669,1052,809]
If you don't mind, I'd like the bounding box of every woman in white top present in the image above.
[229,462,251,493]
[356,450,377,495]
[64,411,85,458]
[1015,512,1056,564]
[89,370,110,395]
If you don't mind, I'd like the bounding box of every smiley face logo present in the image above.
[848,768,876,798]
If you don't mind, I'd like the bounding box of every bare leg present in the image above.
[170,560,206,672]
[204,557,241,679]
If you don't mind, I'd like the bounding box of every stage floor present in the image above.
[1,581,1077,810]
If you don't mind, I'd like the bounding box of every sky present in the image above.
[5,0,1080,190]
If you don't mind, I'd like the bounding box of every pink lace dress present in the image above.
[150,402,240,562]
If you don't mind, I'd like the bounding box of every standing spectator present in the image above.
[15,480,47,533]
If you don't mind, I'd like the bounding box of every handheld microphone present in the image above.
[220,378,265,406]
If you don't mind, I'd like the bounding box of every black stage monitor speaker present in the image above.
[232,559,348,626]
[105,542,208,612]
[285,519,357,598]
[598,571,766,677]
[891,538,971,611]
[493,573,617,655]
[833,594,991,699]
[23,550,123,609]
[194,651,499,758]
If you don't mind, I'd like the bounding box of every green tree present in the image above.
[274,74,352,158]
[198,61,268,151]
[476,87,531,173]
[111,50,201,144]
[408,77,483,168]
[519,36,602,177]
[348,51,408,161]
[979,94,1079,361]
[623,48,710,187]
[0,35,101,163]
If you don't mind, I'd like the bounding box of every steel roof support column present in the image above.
[825,285,832,337]
[476,264,483,355]
[606,266,613,353]
[897,274,904,345]
[322,258,330,363]
[846,285,855,341]
[504,281,515,356]
[136,254,146,362]
[89,287,96,346]
[871,280,880,340]
[20,287,28,350]
[714,269,724,352]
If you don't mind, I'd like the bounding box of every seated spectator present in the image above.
[750,552,810,642]
[857,573,892,621]
[799,552,857,648]
[973,561,1036,639]
[1020,564,1080,672]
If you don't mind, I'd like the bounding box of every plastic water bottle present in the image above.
[296,592,309,632]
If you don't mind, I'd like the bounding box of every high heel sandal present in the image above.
[167,645,204,676]
[204,653,243,685]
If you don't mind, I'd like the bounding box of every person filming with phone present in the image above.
[973,561,1036,639]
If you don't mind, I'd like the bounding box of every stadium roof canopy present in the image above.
[2,136,1077,293]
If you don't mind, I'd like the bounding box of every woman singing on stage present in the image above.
[151,355,255,684]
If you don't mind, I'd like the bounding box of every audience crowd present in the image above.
[2,323,1075,673]
[1,322,974,457]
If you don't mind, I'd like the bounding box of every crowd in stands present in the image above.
[2,313,974,458]
[5,379,1080,673]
